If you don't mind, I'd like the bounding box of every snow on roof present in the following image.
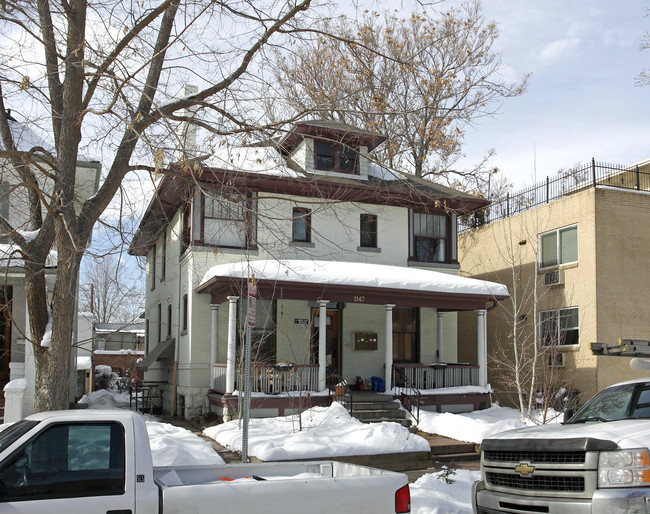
[77,355,92,370]
[203,146,302,177]
[201,259,509,298]
[93,349,145,355]
[1,118,53,153]
[0,244,57,268]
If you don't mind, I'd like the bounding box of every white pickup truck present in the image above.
[473,373,650,514]
[0,409,411,513]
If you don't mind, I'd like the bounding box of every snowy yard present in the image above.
[80,389,556,513]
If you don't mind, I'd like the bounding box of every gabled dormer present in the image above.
[279,120,386,180]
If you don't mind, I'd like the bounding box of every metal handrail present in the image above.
[327,371,354,415]
[392,365,421,425]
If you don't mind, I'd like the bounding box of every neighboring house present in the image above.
[457,159,650,407]
[91,321,145,387]
[129,120,509,420]
[0,111,101,421]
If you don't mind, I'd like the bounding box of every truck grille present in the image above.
[486,472,585,492]
[484,450,585,464]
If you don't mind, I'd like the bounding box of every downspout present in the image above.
[173,230,183,417]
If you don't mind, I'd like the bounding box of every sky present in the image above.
[451,0,650,189]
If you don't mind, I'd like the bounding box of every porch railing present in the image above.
[394,363,479,390]
[212,363,319,394]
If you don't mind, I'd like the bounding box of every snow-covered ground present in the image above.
[80,390,553,513]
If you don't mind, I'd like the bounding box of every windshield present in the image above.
[569,382,650,423]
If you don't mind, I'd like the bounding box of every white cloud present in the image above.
[538,37,581,63]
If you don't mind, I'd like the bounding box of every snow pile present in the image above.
[416,405,564,445]
[78,389,132,409]
[77,389,224,467]
[410,469,480,514]
[146,420,225,467]
[204,402,430,461]
[417,406,525,444]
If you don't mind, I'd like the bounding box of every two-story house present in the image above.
[129,120,508,420]
[458,159,650,409]
[0,111,101,420]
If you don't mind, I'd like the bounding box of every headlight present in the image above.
[598,449,650,488]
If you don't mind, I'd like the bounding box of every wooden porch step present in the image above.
[419,432,480,464]
[348,400,401,411]
[360,418,412,428]
[352,409,407,421]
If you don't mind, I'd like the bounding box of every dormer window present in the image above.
[315,141,358,174]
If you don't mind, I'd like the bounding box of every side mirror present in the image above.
[563,408,574,424]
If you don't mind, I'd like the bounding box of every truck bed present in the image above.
[154,461,409,514]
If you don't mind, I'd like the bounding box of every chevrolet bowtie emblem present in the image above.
[515,463,535,476]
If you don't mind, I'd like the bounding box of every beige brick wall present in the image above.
[594,188,650,391]
[458,187,650,405]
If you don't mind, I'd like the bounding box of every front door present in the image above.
[311,309,341,377]
[0,287,12,381]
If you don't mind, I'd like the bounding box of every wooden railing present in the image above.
[393,363,479,391]
[212,363,319,394]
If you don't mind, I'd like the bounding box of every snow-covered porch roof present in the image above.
[196,260,509,310]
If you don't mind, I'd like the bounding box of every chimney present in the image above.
[176,84,199,160]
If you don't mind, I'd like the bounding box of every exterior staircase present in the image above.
[344,391,414,428]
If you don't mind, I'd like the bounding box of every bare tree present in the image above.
[637,8,650,87]
[79,253,143,324]
[460,212,574,422]
[272,1,528,191]
[0,0,321,411]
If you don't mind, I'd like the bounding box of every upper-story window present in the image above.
[314,141,358,174]
[360,214,377,248]
[540,224,578,269]
[187,189,255,250]
[410,212,456,263]
[292,207,311,243]
[150,243,157,291]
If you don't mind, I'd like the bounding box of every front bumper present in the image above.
[473,480,650,514]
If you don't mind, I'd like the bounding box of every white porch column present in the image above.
[317,300,328,392]
[210,303,219,390]
[225,296,239,394]
[437,311,444,363]
[476,309,488,387]
[385,304,395,392]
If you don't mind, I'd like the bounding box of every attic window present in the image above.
[314,141,358,174]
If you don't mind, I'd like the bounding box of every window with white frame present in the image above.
[539,307,579,346]
[198,189,253,249]
[540,224,578,269]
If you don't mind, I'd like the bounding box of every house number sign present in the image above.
[353,296,366,303]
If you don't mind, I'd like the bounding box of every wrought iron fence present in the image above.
[460,159,650,232]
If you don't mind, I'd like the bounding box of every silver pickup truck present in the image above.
[473,376,650,514]
[0,409,411,513]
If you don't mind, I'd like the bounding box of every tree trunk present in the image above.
[33,240,83,412]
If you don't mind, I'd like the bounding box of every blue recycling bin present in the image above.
[371,376,385,392]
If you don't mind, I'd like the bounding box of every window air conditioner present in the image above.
[544,270,564,286]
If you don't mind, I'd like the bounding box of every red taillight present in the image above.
[395,484,411,513]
